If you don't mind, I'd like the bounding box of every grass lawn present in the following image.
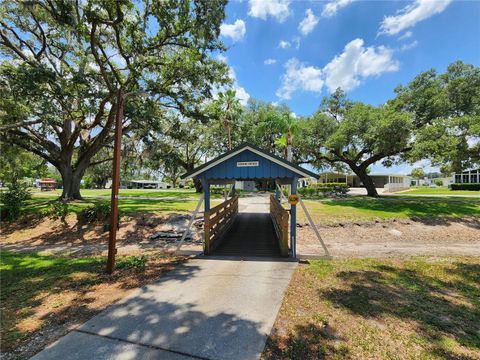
[0,251,185,356]
[21,196,217,218]
[402,187,480,196]
[16,194,480,225]
[264,257,480,360]
[31,188,201,198]
[298,196,480,225]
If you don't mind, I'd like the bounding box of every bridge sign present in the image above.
[288,194,299,206]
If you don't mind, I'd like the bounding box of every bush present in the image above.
[79,202,112,223]
[434,179,444,187]
[116,255,147,271]
[45,201,69,220]
[299,183,350,198]
[450,183,480,191]
[210,187,225,195]
[0,182,31,221]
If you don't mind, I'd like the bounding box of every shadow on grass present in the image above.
[264,322,349,359]
[318,261,480,359]
[0,251,192,355]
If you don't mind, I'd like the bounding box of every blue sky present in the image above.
[218,0,480,173]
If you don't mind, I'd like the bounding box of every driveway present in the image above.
[32,258,297,360]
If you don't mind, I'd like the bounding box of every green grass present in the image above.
[0,252,106,350]
[31,188,201,198]
[402,187,480,196]
[0,251,181,353]
[21,196,211,217]
[264,257,480,360]
[299,196,480,224]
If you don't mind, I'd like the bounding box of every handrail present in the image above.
[270,194,289,256]
[204,195,239,254]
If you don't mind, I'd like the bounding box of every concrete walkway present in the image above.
[32,258,297,360]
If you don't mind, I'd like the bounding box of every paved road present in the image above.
[32,258,296,360]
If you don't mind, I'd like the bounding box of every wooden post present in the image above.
[204,210,210,254]
[290,177,298,258]
[201,178,210,254]
[106,89,125,274]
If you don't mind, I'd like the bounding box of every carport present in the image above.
[181,143,319,258]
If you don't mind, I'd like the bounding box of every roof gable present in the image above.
[181,143,318,180]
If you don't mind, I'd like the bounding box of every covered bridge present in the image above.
[181,143,318,258]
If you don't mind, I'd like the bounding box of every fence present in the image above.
[269,194,289,256]
[204,195,239,254]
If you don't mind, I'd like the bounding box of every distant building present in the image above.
[38,178,57,191]
[318,172,411,192]
[121,180,170,189]
[234,181,256,191]
[454,169,479,184]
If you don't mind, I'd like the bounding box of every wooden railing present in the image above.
[204,195,239,254]
[270,194,289,256]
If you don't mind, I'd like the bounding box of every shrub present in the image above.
[434,179,444,187]
[0,182,31,221]
[45,201,69,220]
[79,202,112,223]
[450,183,480,191]
[298,188,307,195]
[116,255,147,271]
[300,183,350,198]
[210,187,225,195]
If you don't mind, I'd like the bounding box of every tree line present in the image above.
[1,1,479,198]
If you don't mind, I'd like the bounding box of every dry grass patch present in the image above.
[263,257,480,360]
[0,251,187,359]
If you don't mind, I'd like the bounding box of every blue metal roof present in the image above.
[181,143,318,180]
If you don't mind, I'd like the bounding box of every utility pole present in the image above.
[106,89,125,274]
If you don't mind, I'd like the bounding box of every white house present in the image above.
[317,172,411,192]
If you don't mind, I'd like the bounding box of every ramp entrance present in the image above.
[211,212,281,257]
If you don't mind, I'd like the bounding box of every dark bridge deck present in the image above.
[211,213,281,257]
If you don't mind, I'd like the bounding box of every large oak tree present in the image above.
[297,89,413,197]
[0,0,229,200]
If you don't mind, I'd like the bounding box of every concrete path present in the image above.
[32,258,297,360]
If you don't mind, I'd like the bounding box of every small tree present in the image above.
[411,168,425,180]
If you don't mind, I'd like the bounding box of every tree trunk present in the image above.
[354,168,378,197]
[58,163,87,200]
[193,178,203,193]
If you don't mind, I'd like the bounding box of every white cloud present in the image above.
[400,40,418,51]
[227,67,250,106]
[398,30,413,40]
[279,40,291,49]
[214,55,250,105]
[292,37,301,49]
[216,54,228,63]
[322,0,355,17]
[380,0,452,36]
[264,58,277,65]
[298,9,319,35]
[323,38,399,92]
[220,19,246,42]
[248,0,291,22]
[276,58,324,100]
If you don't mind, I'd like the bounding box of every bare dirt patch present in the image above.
[297,217,480,258]
[0,212,203,256]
